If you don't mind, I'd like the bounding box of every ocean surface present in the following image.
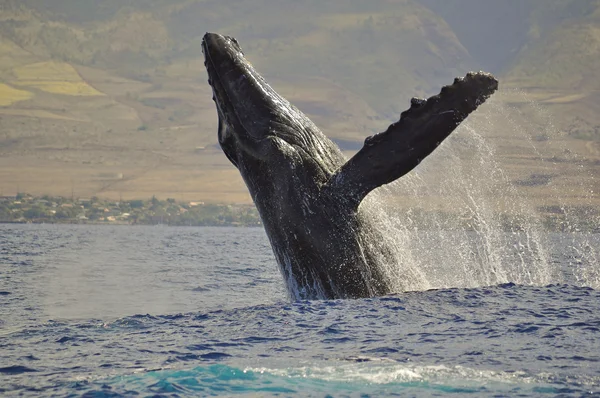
[1,223,600,397]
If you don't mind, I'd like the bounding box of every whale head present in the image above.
[202,32,344,186]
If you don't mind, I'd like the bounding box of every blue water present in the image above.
[1,224,600,397]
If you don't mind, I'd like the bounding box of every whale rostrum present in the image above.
[202,32,498,300]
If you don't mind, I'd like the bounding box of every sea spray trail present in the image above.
[370,90,599,291]
[489,89,599,288]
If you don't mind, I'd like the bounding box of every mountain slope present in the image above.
[506,1,600,91]
[0,0,597,206]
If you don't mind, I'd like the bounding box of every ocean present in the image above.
[1,223,599,397]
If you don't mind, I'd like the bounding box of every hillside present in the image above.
[502,0,600,142]
[0,0,598,212]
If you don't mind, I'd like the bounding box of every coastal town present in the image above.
[0,193,597,232]
[0,194,261,226]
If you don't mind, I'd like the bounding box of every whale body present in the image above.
[202,32,498,299]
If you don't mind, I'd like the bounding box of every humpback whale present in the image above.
[202,32,498,300]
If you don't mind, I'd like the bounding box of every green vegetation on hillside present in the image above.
[0,194,261,226]
[1,193,597,232]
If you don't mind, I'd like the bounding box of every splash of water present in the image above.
[364,89,599,291]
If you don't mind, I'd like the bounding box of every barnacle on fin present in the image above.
[410,97,427,108]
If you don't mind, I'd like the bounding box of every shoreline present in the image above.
[1,220,597,233]
[0,220,258,227]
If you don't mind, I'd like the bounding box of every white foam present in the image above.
[244,362,600,390]
[364,90,600,291]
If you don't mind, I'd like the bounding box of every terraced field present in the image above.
[0,83,33,106]
[12,61,104,96]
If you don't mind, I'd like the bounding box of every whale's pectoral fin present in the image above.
[327,72,498,208]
